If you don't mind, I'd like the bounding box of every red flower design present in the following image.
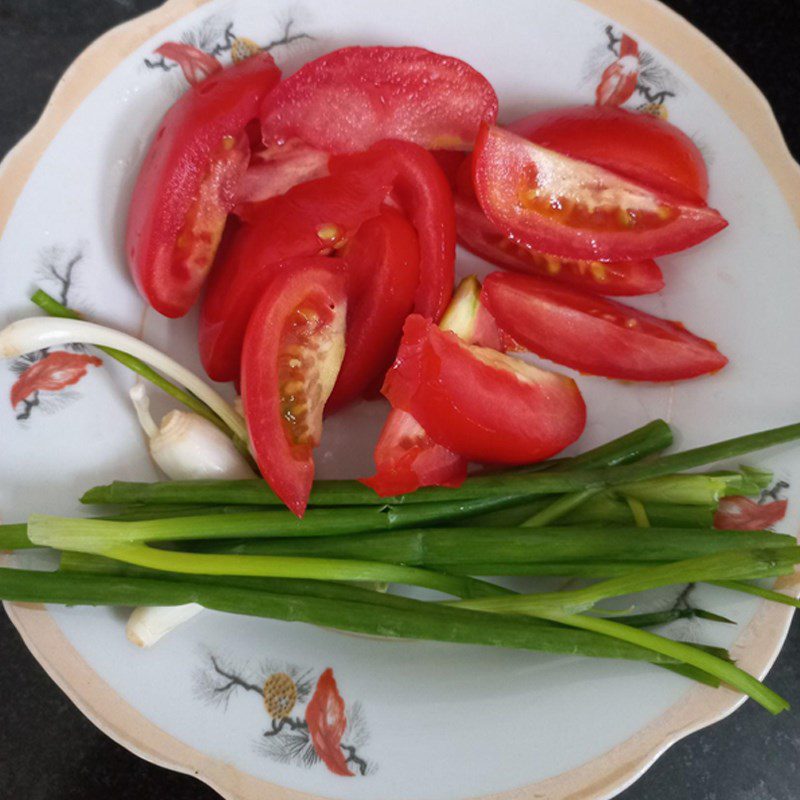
[156,42,222,86]
[714,496,788,531]
[10,351,102,409]
[595,34,639,107]
[305,668,354,776]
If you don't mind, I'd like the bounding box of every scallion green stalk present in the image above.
[454,547,800,615]
[529,609,788,714]
[179,526,794,569]
[0,566,699,664]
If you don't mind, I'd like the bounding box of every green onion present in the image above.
[24,495,534,548]
[616,471,768,505]
[0,566,699,664]
[26,515,506,599]
[531,610,788,714]
[0,523,34,550]
[454,547,800,615]
[179,526,794,568]
[521,488,602,527]
[550,420,673,470]
[464,495,716,529]
[619,608,736,628]
[626,496,651,528]
[711,580,800,608]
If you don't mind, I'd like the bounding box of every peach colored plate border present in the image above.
[3,1,800,798]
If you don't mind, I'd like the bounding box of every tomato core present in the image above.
[518,174,678,233]
[278,297,345,452]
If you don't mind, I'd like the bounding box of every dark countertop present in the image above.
[1,1,799,797]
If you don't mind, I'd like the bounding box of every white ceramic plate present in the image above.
[2,1,800,798]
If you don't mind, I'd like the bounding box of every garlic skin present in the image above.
[130,382,255,480]
[150,409,255,480]
[126,603,205,648]
[126,384,254,648]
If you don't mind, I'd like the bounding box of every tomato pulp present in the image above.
[472,125,727,262]
[509,105,709,200]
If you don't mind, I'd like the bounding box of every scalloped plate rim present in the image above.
[2,1,800,798]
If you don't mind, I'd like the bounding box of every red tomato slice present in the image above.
[261,46,498,153]
[199,164,395,382]
[472,125,727,262]
[241,262,347,516]
[382,314,586,464]
[360,409,468,496]
[326,209,420,412]
[482,271,728,381]
[126,53,281,318]
[457,194,664,295]
[714,497,788,531]
[330,140,456,321]
[234,139,330,208]
[454,160,664,295]
[361,275,508,496]
[509,105,709,199]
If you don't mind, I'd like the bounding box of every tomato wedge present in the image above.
[241,262,347,516]
[509,105,709,200]
[199,164,395,382]
[472,124,727,262]
[454,158,664,295]
[382,314,586,464]
[260,46,498,153]
[127,52,281,318]
[361,276,505,496]
[482,271,728,381]
[326,209,420,412]
[330,140,456,320]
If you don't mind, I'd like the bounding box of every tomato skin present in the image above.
[260,46,498,153]
[326,209,420,412]
[241,262,347,517]
[330,141,456,321]
[509,105,709,200]
[473,125,727,262]
[126,53,281,318]
[482,271,728,381]
[199,165,395,382]
[382,315,586,464]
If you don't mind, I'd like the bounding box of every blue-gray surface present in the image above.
[1,0,799,797]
